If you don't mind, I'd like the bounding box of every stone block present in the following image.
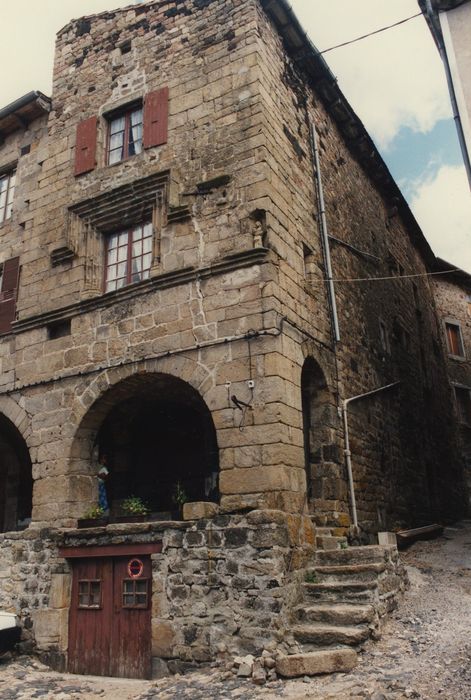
[183,501,219,520]
[49,574,71,609]
[276,649,357,678]
[219,465,304,495]
[378,531,397,546]
[33,609,68,649]
[152,620,177,658]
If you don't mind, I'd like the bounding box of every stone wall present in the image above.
[0,511,314,673]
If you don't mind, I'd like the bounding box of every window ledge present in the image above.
[12,247,269,335]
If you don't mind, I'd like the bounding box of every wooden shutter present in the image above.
[143,87,169,149]
[75,116,98,176]
[0,256,20,335]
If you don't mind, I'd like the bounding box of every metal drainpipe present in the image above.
[342,381,401,529]
[425,0,471,189]
[309,121,341,343]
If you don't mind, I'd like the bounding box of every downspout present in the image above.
[424,0,471,188]
[309,121,341,343]
[342,381,401,529]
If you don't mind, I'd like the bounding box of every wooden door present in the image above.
[68,556,151,679]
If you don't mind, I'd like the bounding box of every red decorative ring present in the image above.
[127,558,144,578]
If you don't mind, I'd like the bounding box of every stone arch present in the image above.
[0,396,33,449]
[300,355,344,522]
[70,367,219,519]
[0,411,33,532]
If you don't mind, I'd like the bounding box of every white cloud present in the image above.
[291,0,452,149]
[410,164,471,271]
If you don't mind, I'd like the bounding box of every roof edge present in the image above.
[260,0,436,268]
[0,91,51,122]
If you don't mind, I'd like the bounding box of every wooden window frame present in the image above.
[122,578,149,609]
[78,579,102,609]
[106,103,143,166]
[0,170,16,224]
[455,386,471,427]
[104,222,153,293]
[444,320,465,358]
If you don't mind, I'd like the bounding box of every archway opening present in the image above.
[81,373,219,517]
[301,357,340,515]
[0,414,32,532]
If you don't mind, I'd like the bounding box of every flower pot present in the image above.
[77,517,109,529]
[114,515,149,523]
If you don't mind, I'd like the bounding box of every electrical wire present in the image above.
[313,268,461,284]
[318,12,423,55]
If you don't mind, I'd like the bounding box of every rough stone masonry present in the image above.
[0,0,466,678]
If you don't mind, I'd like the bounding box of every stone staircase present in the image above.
[315,526,348,551]
[276,544,408,678]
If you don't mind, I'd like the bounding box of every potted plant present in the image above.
[78,505,108,529]
[116,496,150,523]
[172,481,188,520]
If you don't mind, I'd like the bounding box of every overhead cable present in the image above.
[318,12,423,55]
[314,268,461,283]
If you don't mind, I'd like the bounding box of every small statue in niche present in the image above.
[97,455,110,515]
[249,209,267,248]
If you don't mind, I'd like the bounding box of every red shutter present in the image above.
[143,87,168,149]
[0,256,20,335]
[74,116,97,176]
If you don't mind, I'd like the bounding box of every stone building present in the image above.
[433,258,471,509]
[0,0,467,680]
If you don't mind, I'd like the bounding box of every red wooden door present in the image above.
[68,556,151,679]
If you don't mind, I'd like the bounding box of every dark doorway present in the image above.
[94,374,219,516]
[0,414,32,532]
[301,358,340,516]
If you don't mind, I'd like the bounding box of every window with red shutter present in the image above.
[445,321,465,357]
[75,116,98,176]
[0,256,20,335]
[143,87,168,149]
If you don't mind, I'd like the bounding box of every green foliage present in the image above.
[340,541,348,549]
[172,481,188,508]
[304,570,318,584]
[82,505,105,520]
[121,496,150,516]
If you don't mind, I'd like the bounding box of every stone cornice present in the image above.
[12,247,269,335]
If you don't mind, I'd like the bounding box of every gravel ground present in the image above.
[1,521,470,700]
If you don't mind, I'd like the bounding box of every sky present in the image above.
[0,0,470,271]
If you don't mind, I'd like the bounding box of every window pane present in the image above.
[123,594,134,606]
[110,132,125,151]
[0,176,7,193]
[131,109,143,126]
[108,265,117,281]
[123,581,134,593]
[110,116,125,135]
[106,279,117,292]
[143,236,153,254]
[132,224,143,241]
[143,253,152,270]
[136,580,147,593]
[118,245,128,262]
[116,277,126,290]
[132,240,142,257]
[117,261,127,278]
[108,234,119,249]
[109,148,123,165]
[0,190,6,209]
[118,232,128,246]
[108,248,117,265]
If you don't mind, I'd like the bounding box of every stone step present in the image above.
[276,648,358,678]
[295,603,375,626]
[310,562,386,583]
[315,545,394,565]
[303,580,377,603]
[293,623,370,646]
[316,535,348,551]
